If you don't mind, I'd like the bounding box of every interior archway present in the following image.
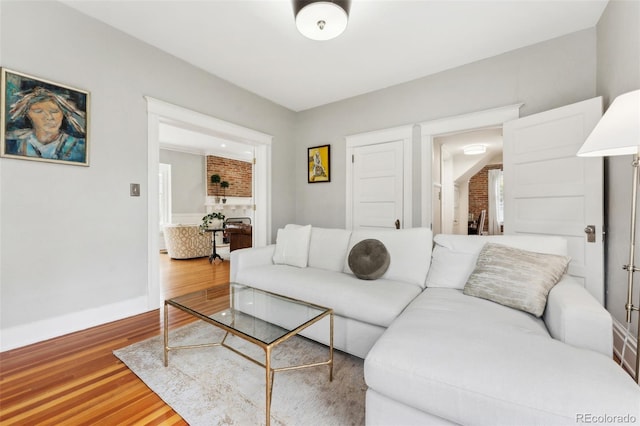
[146,97,272,309]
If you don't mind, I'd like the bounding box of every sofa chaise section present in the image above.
[364,234,640,425]
[366,286,640,425]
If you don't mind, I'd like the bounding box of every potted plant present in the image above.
[220,181,230,204]
[210,174,221,203]
[200,211,225,231]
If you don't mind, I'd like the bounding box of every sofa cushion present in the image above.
[272,225,312,268]
[344,227,432,288]
[235,265,422,328]
[365,288,640,425]
[426,234,568,289]
[308,227,352,272]
[463,243,570,317]
[348,239,390,280]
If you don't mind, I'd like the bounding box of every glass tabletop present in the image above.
[166,283,331,345]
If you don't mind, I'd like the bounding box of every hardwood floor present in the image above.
[0,254,230,425]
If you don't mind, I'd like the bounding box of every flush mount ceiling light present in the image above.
[293,0,350,41]
[463,144,487,155]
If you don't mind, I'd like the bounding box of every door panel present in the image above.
[352,141,403,229]
[504,97,603,303]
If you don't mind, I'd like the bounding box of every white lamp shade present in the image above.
[577,89,640,157]
[295,1,348,41]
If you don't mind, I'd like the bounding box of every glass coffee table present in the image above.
[163,283,334,426]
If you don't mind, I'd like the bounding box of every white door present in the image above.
[352,141,404,229]
[503,97,604,304]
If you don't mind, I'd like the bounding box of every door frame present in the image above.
[345,125,414,230]
[419,103,523,229]
[146,97,273,310]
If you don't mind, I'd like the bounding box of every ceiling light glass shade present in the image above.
[463,144,487,155]
[577,90,640,157]
[294,1,350,41]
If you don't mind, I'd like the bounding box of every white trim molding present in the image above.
[0,296,149,352]
[419,103,523,229]
[345,125,414,230]
[147,109,162,310]
[146,97,273,145]
[145,96,273,310]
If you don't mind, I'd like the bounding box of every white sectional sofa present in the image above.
[231,225,433,358]
[231,227,640,425]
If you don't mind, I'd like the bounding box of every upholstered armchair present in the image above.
[163,224,212,259]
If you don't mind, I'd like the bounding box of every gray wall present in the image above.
[596,0,640,332]
[159,150,206,215]
[0,0,296,341]
[294,29,597,228]
[1,0,636,349]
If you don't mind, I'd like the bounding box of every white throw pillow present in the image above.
[426,235,493,289]
[308,227,352,272]
[426,234,569,290]
[463,243,571,317]
[272,225,312,268]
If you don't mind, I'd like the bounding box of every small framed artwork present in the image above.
[1,68,90,166]
[308,144,330,183]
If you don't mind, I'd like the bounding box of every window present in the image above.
[487,168,504,234]
[159,163,171,231]
[495,170,504,225]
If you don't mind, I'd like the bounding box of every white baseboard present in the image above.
[0,296,151,352]
[612,317,638,380]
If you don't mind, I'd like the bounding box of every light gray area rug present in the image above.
[113,321,366,425]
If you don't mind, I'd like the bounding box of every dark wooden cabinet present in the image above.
[225,224,252,251]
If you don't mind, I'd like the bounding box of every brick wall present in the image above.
[206,156,252,197]
[468,164,502,233]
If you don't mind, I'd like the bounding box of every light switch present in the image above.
[130,183,140,197]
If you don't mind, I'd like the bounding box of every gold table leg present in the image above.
[265,346,272,426]
[163,301,334,425]
[329,312,334,382]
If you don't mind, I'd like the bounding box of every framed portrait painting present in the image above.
[308,144,330,183]
[1,68,90,166]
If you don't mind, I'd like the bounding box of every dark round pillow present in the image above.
[348,239,390,280]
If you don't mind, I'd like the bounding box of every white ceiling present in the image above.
[437,127,503,158]
[436,127,503,182]
[62,0,608,112]
[158,122,255,161]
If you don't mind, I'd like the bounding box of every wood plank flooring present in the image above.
[0,254,230,425]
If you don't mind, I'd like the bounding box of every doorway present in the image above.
[420,103,522,230]
[350,140,404,229]
[345,125,414,230]
[145,97,273,310]
[422,99,604,304]
[433,128,504,235]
